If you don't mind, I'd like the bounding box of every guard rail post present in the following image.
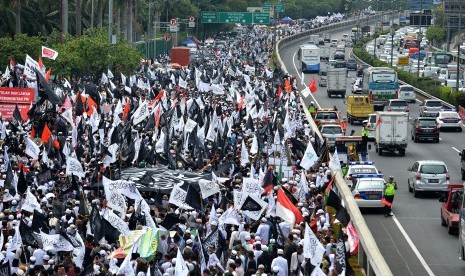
[276,13,394,276]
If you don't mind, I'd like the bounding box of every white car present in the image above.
[436,111,463,132]
[352,78,362,93]
[331,39,338,47]
[342,34,349,41]
[398,85,416,102]
[351,175,385,208]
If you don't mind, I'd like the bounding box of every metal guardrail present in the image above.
[276,14,394,276]
[349,45,455,109]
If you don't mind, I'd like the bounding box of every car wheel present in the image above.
[408,180,413,192]
[399,149,405,156]
[411,135,414,141]
[378,148,382,156]
[414,136,418,143]
[448,224,455,235]
[413,185,419,198]
[459,128,463,132]
[461,169,465,181]
[435,138,439,143]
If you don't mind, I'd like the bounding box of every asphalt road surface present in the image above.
[280,25,465,275]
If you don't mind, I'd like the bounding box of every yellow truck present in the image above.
[346,95,374,125]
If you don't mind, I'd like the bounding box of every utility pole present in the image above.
[109,0,113,43]
[456,7,462,92]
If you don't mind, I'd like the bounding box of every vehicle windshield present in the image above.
[357,179,384,189]
[401,86,414,92]
[425,101,442,107]
[420,165,446,174]
[322,126,343,134]
[349,167,377,174]
[372,72,395,82]
[369,116,376,123]
[315,112,338,120]
[418,119,436,127]
[390,101,407,106]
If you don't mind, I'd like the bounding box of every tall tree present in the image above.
[76,0,82,36]
[62,0,69,34]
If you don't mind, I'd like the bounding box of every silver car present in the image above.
[386,99,409,112]
[420,100,443,117]
[407,160,450,197]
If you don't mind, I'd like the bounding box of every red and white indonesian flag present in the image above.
[276,188,303,226]
[42,46,59,60]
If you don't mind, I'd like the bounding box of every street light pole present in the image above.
[456,8,462,92]
[390,27,394,66]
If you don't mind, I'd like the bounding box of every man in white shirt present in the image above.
[290,245,304,275]
[255,218,270,245]
[279,220,291,239]
[270,249,288,276]
[239,223,251,244]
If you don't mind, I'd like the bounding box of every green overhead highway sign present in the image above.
[201,12,218,23]
[253,13,270,24]
[218,12,253,24]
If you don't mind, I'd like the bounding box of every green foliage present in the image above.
[426,25,446,45]
[0,27,141,78]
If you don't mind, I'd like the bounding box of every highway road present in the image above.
[280,27,465,275]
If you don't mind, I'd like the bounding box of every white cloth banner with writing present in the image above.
[103,210,131,236]
[22,188,41,213]
[303,223,325,266]
[102,176,141,200]
[66,156,85,178]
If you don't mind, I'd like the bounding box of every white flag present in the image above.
[103,209,131,236]
[132,102,149,125]
[103,178,127,216]
[25,137,40,160]
[121,73,127,85]
[168,185,192,209]
[41,46,59,60]
[179,77,188,89]
[250,135,258,155]
[61,108,73,125]
[303,223,325,266]
[155,131,166,153]
[21,188,41,213]
[66,156,85,179]
[116,244,136,276]
[107,68,114,79]
[101,72,108,84]
[198,179,220,199]
[240,141,249,167]
[300,142,318,170]
[175,248,189,276]
[73,232,85,268]
[7,226,22,252]
[329,148,342,173]
[102,176,141,200]
[311,266,327,276]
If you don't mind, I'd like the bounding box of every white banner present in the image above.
[300,142,318,170]
[40,231,60,252]
[242,177,263,196]
[198,179,220,199]
[103,180,127,216]
[179,77,188,89]
[66,156,85,179]
[55,235,74,252]
[42,46,59,60]
[25,137,40,160]
[243,195,267,220]
[24,54,40,79]
[102,177,141,200]
[73,232,85,268]
[175,248,189,276]
[7,226,22,252]
[184,118,197,133]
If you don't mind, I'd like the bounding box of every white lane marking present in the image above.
[452,147,460,153]
[392,214,435,276]
[292,51,321,108]
[439,137,443,141]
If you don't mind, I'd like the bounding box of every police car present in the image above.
[345,161,379,186]
[351,174,385,208]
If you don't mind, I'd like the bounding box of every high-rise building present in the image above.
[443,0,465,29]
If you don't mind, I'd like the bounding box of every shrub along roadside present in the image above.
[352,43,465,108]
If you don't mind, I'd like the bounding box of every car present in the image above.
[357,64,369,77]
[320,124,344,147]
[346,59,357,71]
[351,174,386,208]
[398,85,416,103]
[345,40,354,47]
[342,34,349,41]
[366,113,377,140]
[435,111,463,132]
[411,117,440,143]
[352,78,362,93]
[345,161,379,183]
[420,100,443,117]
[385,99,409,112]
[334,51,345,61]
[336,44,345,52]
[407,160,450,197]
[328,59,337,68]
[319,70,327,87]
[331,39,338,47]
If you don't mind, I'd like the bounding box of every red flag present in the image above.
[261,168,274,195]
[45,68,52,83]
[276,188,303,225]
[309,78,317,93]
[154,91,164,102]
[10,57,15,69]
[154,103,161,129]
[38,56,43,71]
[381,197,392,207]
[122,102,131,121]
[87,97,98,116]
[284,79,292,93]
[277,86,283,98]
[376,117,382,127]
[238,95,245,110]
[41,125,52,143]
[30,128,36,139]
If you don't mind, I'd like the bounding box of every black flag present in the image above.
[19,220,39,247]
[13,105,22,124]
[240,196,262,211]
[335,206,350,227]
[17,169,27,195]
[326,189,342,212]
[34,68,62,105]
[160,213,181,230]
[75,92,84,116]
[184,184,202,210]
[0,260,11,275]
[335,228,348,274]
[31,209,50,233]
